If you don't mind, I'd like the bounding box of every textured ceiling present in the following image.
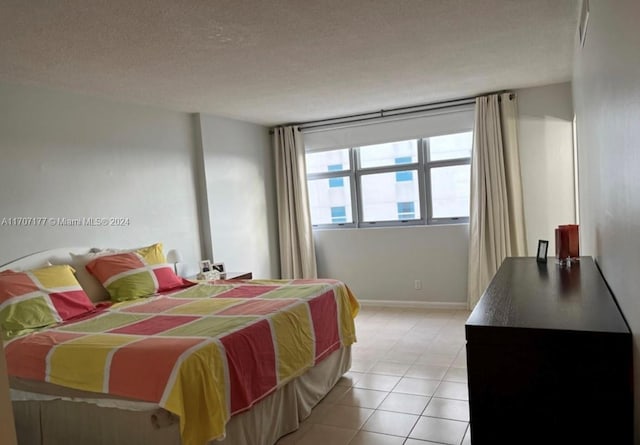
[0,0,580,126]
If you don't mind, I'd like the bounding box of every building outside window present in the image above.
[305,132,472,228]
[330,206,347,223]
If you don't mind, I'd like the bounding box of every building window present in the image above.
[331,206,347,223]
[397,202,415,220]
[306,132,472,228]
[394,156,413,182]
[327,164,345,187]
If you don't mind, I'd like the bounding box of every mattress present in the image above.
[12,346,351,445]
[6,279,359,445]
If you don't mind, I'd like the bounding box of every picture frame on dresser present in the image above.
[536,240,548,263]
[211,263,227,279]
[199,259,212,273]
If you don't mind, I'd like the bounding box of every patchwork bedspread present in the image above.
[5,279,360,445]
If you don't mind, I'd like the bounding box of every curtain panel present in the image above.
[468,93,527,308]
[273,126,318,279]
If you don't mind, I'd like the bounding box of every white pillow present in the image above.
[6,260,52,272]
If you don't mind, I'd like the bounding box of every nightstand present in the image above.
[223,272,253,280]
[187,272,252,281]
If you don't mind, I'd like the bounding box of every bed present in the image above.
[0,245,359,445]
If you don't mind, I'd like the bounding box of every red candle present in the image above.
[556,227,569,260]
[559,224,580,258]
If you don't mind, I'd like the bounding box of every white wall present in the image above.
[313,84,575,304]
[315,224,469,305]
[198,114,279,279]
[0,83,203,275]
[517,82,576,255]
[572,0,640,438]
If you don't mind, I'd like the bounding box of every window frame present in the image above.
[306,150,358,228]
[355,139,426,228]
[306,134,471,229]
[424,137,471,225]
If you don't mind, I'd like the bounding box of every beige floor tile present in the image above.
[336,387,388,409]
[324,384,352,403]
[392,377,439,396]
[347,430,406,445]
[425,342,464,356]
[362,410,419,437]
[462,425,471,444]
[414,352,456,367]
[275,421,313,444]
[350,359,376,373]
[407,330,440,342]
[352,373,400,392]
[409,416,468,444]
[364,338,398,350]
[434,381,469,401]
[453,310,471,319]
[423,397,469,422]
[452,349,467,368]
[443,366,468,383]
[317,404,374,429]
[296,424,358,445]
[336,371,366,387]
[353,347,387,361]
[410,321,444,331]
[403,439,442,445]
[382,348,421,364]
[414,316,449,325]
[323,307,471,445]
[306,399,336,424]
[378,392,429,415]
[405,363,448,380]
[393,337,431,348]
[369,360,411,376]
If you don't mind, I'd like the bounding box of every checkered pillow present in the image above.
[86,243,185,302]
[0,265,95,339]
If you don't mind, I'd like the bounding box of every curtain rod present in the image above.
[299,98,475,132]
[270,90,513,134]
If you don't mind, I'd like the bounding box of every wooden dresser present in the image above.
[465,257,633,444]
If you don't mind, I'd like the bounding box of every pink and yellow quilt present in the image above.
[5,279,359,445]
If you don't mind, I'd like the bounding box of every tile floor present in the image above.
[277,306,472,445]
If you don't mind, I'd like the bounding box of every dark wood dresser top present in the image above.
[466,257,629,334]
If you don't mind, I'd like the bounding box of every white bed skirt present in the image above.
[13,346,351,445]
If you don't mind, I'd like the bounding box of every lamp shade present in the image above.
[166,249,182,264]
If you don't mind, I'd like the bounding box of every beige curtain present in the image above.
[468,93,527,309]
[273,126,318,279]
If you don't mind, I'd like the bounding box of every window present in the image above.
[426,133,472,220]
[306,151,353,225]
[306,132,472,227]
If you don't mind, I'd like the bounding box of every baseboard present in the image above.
[357,299,468,310]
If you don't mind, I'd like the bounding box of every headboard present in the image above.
[0,247,110,303]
